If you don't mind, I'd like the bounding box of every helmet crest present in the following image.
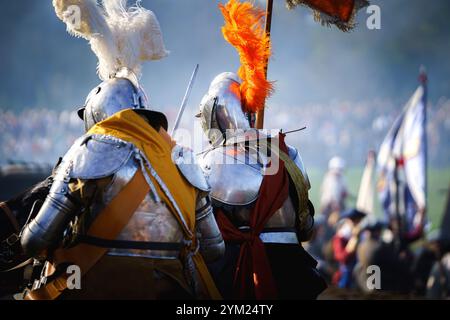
[54,0,169,131]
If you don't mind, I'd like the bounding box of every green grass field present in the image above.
[307,167,450,232]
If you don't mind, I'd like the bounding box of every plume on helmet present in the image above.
[53,0,168,81]
[219,0,273,114]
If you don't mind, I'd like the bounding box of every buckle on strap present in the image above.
[183,238,200,256]
[5,233,20,246]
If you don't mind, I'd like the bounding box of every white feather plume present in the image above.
[53,0,169,81]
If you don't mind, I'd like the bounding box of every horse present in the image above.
[0,175,53,297]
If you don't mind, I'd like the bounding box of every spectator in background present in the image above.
[426,252,450,299]
[332,209,366,289]
[320,156,349,218]
[0,109,82,165]
[304,214,340,284]
[354,219,399,292]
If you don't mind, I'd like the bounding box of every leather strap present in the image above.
[259,137,310,229]
[25,169,150,300]
[78,235,184,251]
[0,258,33,273]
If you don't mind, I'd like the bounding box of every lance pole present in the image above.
[255,0,274,129]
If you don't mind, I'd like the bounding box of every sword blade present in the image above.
[171,64,200,135]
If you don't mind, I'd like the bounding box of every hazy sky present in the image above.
[1,0,450,121]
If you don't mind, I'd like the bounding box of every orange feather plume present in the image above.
[219,0,274,114]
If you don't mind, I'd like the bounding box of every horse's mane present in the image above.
[3,176,53,228]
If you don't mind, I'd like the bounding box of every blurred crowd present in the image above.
[1,97,450,168]
[304,157,450,298]
[271,97,450,168]
[0,109,82,166]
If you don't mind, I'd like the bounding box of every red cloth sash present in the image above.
[216,133,290,299]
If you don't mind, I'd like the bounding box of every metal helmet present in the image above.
[78,77,168,132]
[197,72,251,145]
[328,156,346,172]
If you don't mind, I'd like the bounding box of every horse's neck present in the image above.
[6,178,51,229]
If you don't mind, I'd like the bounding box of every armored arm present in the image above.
[172,145,225,263]
[195,194,225,263]
[297,200,315,242]
[287,145,311,191]
[21,134,135,258]
[287,145,315,242]
[20,176,80,258]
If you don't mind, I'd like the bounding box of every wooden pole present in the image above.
[393,159,402,253]
[255,0,274,129]
[419,66,428,217]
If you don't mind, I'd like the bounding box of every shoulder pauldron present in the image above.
[55,134,136,181]
[172,145,210,192]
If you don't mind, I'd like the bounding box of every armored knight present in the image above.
[19,0,223,300]
[197,72,326,299]
[200,1,329,299]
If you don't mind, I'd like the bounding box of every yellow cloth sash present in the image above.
[87,109,221,300]
[25,169,150,300]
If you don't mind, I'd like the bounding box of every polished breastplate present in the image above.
[223,196,299,244]
[93,157,184,259]
[199,133,308,245]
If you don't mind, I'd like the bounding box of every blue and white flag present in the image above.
[377,82,427,232]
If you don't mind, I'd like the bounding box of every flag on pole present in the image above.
[357,151,376,216]
[377,74,427,234]
[285,0,369,31]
